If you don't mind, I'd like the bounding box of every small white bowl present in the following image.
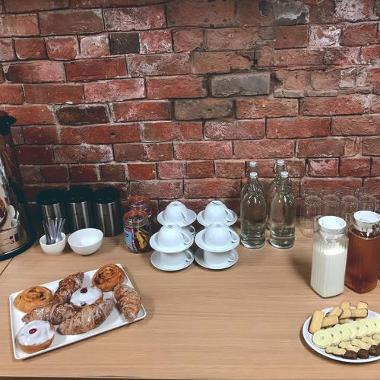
[39,233,67,255]
[68,228,103,256]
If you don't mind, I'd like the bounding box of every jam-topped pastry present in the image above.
[16,320,55,353]
[70,286,103,307]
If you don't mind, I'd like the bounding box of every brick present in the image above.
[335,0,372,21]
[302,95,367,116]
[175,98,233,120]
[20,166,43,184]
[252,159,305,178]
[0,39,14,60]
[211,73,270,97]
[173,29,204,52]
[113,100,170,122]
[4,0,69,12]
[100,164,126,182]
[23,126,58,144]
[146,76,206,99]
[61,124,140,144]
[143,121,203,142]
[130,180,183,200]
[309,25,341,48]
[15,146,54,164]
[56,105,109,125]
[114,143,173,161]
[341,23,378,46]
[84,79,145,102]
[127,163,156,180]
[1,105,54,125]
[215,160,245,178]
[267,117,330,138]
[41,165,69,182]
[15,38,46,60]
[70,165,98,182]
[39,10,103,35]
[54,145,113,163]
[274,69,308,93]
[308,0,337,23]
[364,178,380,197]
[109,33,140,54]
[307,158,339,177]
[65,58,127,81]
[184,178,240,198]
[234,140,294,158]
[369,68,380,94]
[310,70,340,91]
[332,115,380,136]
[236,98,298,118]
[236,0,275,26]
[10,127,23,145]
[0,85,23,104]
[71,0,166,7]
[340,157,371,177]
[371,159,380,176]
[187,161,214,178]
[46,37,78,60]
[79,35,109,58]
[0,14,38,36]
[128,53,190,76]
[24,84,84,104]
[274,26,308,49]
[205,120,264,140]
[302,178,362,193]
[361,45,380,64]
[140,30,172,54]
[104,5,165,30]
[297,138,347,157]
[371,95,380,113]
[193,52,251,74]
[167,0,235,27]
[206,27,258,50]
[158,161,185,179]
[6,61,65,83]
[324,47,361,65]
[174,141,232,160]
[363,138,380,156]
[273,0,309,25]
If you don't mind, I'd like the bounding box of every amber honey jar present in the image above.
[345,211,380,294]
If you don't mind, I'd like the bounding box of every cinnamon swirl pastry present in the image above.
[14,286,53,313]
[52,272,84,305]
[22,303,77,325]
[114,284,141,322]
[92,264,125,292]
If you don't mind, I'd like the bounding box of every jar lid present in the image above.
[353,211,380,232]
[318,216,347,234]
[124,209,148,227]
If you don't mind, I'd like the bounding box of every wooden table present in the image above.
[0,233,379,379]
[0,258,11,276]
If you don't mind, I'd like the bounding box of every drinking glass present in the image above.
[357,190,377,212]
[299,190,322,237]
[322,191,340,217]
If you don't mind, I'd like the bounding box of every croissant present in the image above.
[57,299,114,335]
[52,272,84,305]
[113,284,141,322]
[22,303,77,325]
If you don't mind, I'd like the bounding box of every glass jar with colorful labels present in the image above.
[123,209,151,253]
[127,195,154,234]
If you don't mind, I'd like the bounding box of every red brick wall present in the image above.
[0,0,379,211]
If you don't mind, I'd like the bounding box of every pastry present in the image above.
[57,299,114,335]
[351,308,368,319]
[52,272,84,305]
[328,307,342,318]
[340,301,350,309]
[113,284,141,322]
[309,310,324,334]
[16,320,55,353]
[70,286,103,307]
[340,308,351,320]
[321,315,338,328]
[357,301,368,310]
[92,264,125,292]
[14,286,53,313]
[22,303,77,325]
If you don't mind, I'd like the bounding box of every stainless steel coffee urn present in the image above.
[0,112,34,260]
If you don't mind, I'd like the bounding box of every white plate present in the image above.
[302,307,380,364]
[9,264,146,360]
[150,250,194,272]
[194,248,239,270]
[197,209,238,227]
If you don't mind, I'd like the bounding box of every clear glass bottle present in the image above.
[267,159,286,215]
[240,172,267,249]
[310,216,348,298]
[269,171,296,249]
[241,161,257,201]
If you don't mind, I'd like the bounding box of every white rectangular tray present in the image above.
[9,263,146,360]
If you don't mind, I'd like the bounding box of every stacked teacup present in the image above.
[150,201,197,271]
[195,201,240,270]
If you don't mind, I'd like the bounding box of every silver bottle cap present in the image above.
[249,172,258,179]
[280,171,289,178]
[248,161,257,169]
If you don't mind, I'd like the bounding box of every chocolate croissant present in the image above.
[57,299,114,335]
[52,272,84,305]
[22,303,77,325]
[114,284,141,322]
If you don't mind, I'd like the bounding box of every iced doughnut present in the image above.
[16,320,55,353]
[70,286,103,307]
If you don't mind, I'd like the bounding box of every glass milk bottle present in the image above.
[310,216,348,298]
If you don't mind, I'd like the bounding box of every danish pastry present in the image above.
[14,286,53,313]
[16,320,55,353]
[92,264,125,292]
[52,272,84,305]
[22,303,77,325]
[114,284,141,322]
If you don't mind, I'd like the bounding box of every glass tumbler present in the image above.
[299,190,322,237]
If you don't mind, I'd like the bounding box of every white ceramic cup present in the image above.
[203,201,234,224]
[158,250,192,267]
[163,201,189,224]
[156,225,192,249]
[183,225,196,236]
[203,224,238,248]
[204,250,235,267]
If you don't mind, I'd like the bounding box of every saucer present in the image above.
[150,250,194,272]
[194,248,238,270]
[195,228,240,253]
[157,209,197,227]
[150,232,194,253]
[197,209,238,227]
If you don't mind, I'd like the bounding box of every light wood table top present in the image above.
[0,233,380,379]
[0,258,11,276]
